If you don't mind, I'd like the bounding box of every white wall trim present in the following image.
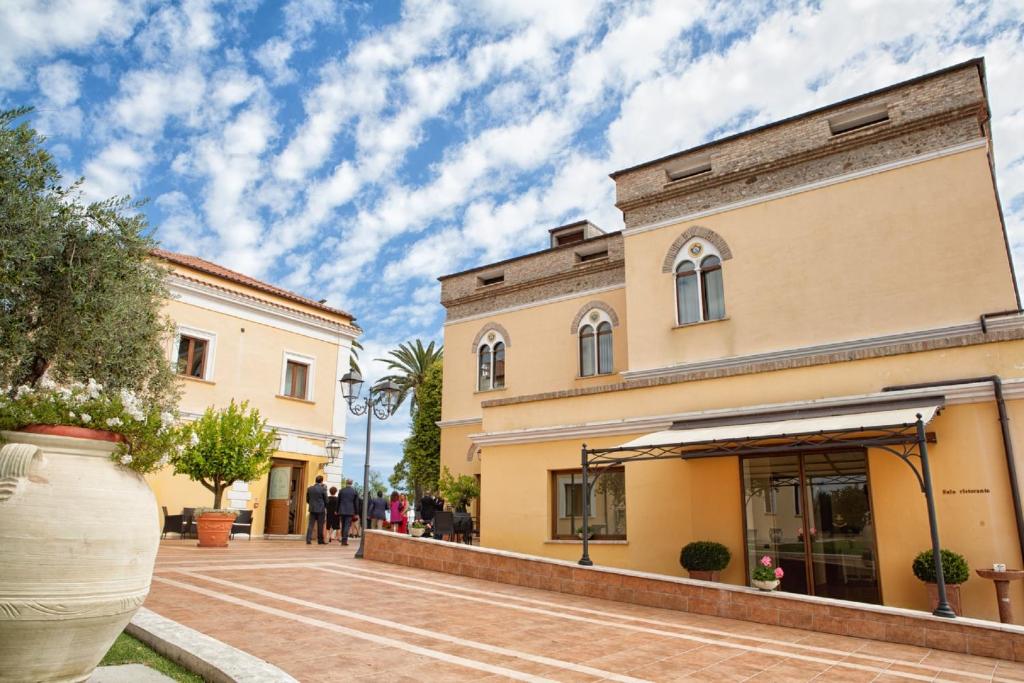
[444,284,625,326]
[168,275,360,344]
[279,350,317,400]
[622,138,988,238]
[437,417,483,428]
[468,379,1024,446]
[171,325,217,381]
[622,313,1024,382]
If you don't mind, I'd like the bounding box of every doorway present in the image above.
[265,459,306,535]
[741,451,880,604]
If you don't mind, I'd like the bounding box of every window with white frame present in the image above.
[280,351,316,400]
[578,309,613,376]
[173,327,216,381]
[477,331,506,391]
[675,239,726,324]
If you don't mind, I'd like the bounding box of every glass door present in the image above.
[741,451,880,604]
[803,452,880,603]
[742,455,809,595]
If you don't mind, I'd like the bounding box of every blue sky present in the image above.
[2,0,1023,482]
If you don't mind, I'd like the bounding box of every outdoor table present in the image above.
[975,568,1024,623]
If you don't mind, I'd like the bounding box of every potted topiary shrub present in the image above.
[172,400,276,548]
[680,541,731,581]
[912,548,969,615]
[0,108,184,683]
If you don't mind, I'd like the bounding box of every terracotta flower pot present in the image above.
[196,512,236,548]
[0,429,158,683]
[752,579,780,591]
[926,582,962,615]
[688,570,721,582]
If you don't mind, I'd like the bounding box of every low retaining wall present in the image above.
[364,530,1024,662]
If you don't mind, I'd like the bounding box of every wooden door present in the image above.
[266,465,292,534]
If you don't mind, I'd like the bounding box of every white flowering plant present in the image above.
[0,377,184,474]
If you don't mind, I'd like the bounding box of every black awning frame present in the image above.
[575,411,958,618]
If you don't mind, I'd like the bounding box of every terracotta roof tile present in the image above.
[152,248,355,322]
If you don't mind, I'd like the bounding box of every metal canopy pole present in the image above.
[579,444,593,566]
[918,415,956,618]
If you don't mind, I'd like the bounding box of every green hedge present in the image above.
[912,548,970,584]
[680,541,731,571]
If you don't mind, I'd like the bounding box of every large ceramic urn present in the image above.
[0,429,160,683]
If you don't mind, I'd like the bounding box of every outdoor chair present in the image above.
[432,511,454,541]
[181,507,196,539]
[160,506,183,539]
[230,509,253,540]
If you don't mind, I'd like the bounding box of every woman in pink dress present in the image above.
[397,494,410,534]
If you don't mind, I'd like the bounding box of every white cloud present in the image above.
[81,141,149,201]
[0,0,148,89]
[36,60,84,106]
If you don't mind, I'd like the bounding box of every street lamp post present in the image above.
[339,369,400,559]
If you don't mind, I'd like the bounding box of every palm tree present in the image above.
[349,339,364,374]
[375,339,443,414]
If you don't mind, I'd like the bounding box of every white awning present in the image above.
[618,403,941,451]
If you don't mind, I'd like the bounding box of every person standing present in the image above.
[337,479,358,546]
[418,491,438,525]
[398,493,410,534]
[368,491,387,529]
[389,491,401,532]
[305,475,329,545]
[350,491,363,538]
[326,486,340,543]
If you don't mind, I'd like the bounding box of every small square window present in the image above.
[284,360,309,399]
[176,335,208,379]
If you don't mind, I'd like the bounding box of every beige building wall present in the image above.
[145,257,359,537]
[622,147,1017,374]
[441,287,628,422]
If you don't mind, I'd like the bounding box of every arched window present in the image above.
[579,325,596,376]
[700,255,725,320]
[597,322,613,374]
[492,342,505,389]
[476,329,507,391]
[477,344,492,391]
[577,310,613,376]
[674,240,726,324]
[676,260,699,324]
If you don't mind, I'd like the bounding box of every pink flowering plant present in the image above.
[751,554,784,582]
[0,377,184,474]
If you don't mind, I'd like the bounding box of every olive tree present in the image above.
[0,107,176,409]
[173,400,277,509]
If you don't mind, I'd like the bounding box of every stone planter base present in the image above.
[752,579,780,591]
[196,513,235,548]
[411,527,425,537]
[688,570,721,582]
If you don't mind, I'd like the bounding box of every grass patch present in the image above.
[100,633,204,683]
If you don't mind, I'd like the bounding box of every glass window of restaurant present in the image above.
[741,451,880,604]
[552,468,626,540]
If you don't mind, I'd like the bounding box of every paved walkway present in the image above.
[148,539,1024,682]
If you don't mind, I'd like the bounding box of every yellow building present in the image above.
[438,59,1024,622]
[148,250,360,537]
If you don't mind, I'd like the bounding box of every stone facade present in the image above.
[612,61,988,229]
[440,232,624,321]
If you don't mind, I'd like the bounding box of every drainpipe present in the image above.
[882,376,1024,566]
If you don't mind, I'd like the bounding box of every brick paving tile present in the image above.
[147,539,1019,682]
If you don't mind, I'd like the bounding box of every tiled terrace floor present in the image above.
[149,539,1024,682]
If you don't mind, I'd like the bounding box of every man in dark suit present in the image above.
[337,479,358,546]
[306,475,329,545]
[368,491,388,529]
